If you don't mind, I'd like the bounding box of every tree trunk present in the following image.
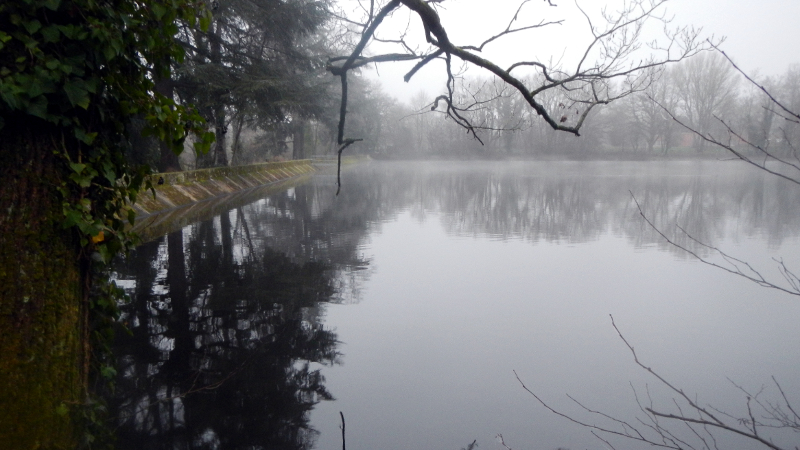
[156,71,182,173]
[213,105,228,166]
[211,20,228,167]
[230,115,245,166]
[292,118,306,160]
[0,121,85,448]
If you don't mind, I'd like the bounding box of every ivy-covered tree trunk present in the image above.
[0,122,86,448]
[1,0,214,443]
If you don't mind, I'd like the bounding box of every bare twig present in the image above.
[496,434,512,450]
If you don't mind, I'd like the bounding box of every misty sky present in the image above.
[347,0,800,103]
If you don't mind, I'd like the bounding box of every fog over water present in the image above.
[109,160,800,450]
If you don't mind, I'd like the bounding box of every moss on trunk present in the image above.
[0,124,84,448]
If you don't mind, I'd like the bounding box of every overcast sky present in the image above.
[347,0,800,103]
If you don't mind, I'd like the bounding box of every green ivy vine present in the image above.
[1,0,214,444]
[1,0,214,260]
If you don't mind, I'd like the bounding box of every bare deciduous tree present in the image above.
[671,50,740,151]
[660,46,800,187]
[326,0,707,190]
[622,67,680,153]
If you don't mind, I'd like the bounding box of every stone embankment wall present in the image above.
[130,156,368,241]
[133,160,316,217]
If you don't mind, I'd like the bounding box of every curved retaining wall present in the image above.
[133,160,316,217]
[130,156,369,242]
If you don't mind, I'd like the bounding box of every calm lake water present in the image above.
[109,160,800,450]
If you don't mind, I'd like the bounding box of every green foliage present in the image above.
[0,0,215,444]
[80,269,129,449]
[174,0,332,161]
[1,0,215,262]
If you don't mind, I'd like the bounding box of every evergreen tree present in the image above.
[173,0,332,167]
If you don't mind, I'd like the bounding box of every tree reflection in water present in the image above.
[109,180,374,450]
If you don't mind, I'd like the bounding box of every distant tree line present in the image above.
[123,0,427,171]
[348,52,800,159]
[193,49,799,163]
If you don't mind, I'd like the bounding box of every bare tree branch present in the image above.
[327,0,708,159]
[516,316,797,450]
[461,0,564,53]
[708,42,800,124]
[630,192,800,297]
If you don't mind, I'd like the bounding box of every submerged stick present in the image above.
[336,139,362,195]
[340,411,346,450]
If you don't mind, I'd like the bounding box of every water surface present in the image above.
[110,161,800,450]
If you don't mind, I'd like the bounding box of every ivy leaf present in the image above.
[0,32,10,51]
[25,95,48,119]
[43,0,61,11]
[41,25,60,43]
[73,127,97,145]
[27,77,56,99]
[62,208,82,228]
[199,14,210,31]
[101,161,116,184]
[96,244,113,264]
[193,131,216,154]
[100,365,117,380]
[91,231,105,244]
[83,77,99,94]
[70,170,94,188]
[78,198,92,212]
[64,78,91,109]
[151,4,167,20]
[56,24,78,39]
[23,20,42,35]
[55,404,69,417]
[69,162,86,174]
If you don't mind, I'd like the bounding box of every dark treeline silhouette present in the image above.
[125,0,339,171]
